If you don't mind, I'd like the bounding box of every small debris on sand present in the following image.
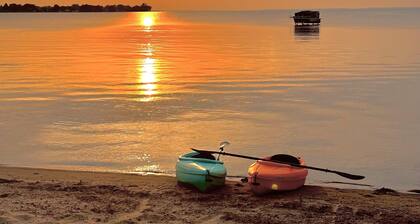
[373,187,399,195]
[408,189,420,194]
[0,178,20,184]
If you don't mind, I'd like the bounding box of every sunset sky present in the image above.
[3,0,420,10]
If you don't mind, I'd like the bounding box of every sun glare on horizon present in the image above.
[143,17,154,27]
[139,13,155,29]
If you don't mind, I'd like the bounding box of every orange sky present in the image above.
[3,0,420,10]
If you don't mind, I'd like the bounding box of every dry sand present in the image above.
[0,166,419,224]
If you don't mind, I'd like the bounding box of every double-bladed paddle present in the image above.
[191,148,365,180]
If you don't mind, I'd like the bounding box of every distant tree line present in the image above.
[0,3,152,12]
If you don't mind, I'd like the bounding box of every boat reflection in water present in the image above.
[294,25,320,40]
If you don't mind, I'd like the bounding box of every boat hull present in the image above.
[293,17,321,25]
[248,156,308,194]
[176,152,226,192]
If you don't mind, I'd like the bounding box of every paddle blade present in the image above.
[219,141,230,149]
[334,171,365,180]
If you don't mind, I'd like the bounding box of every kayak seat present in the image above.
[191,153,216,160]
[270,154,300,165]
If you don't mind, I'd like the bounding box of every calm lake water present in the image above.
[1,9,419,191]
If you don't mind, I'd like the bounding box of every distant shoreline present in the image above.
[0,3,152,13]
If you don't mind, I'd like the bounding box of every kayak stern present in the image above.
[248,155,308,194]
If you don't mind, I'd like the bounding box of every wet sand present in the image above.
[0,166,419,224]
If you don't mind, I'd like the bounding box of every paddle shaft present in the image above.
[191,148,365,180]
[206,150,329,171]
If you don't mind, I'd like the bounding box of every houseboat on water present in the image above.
[292,11,321,26]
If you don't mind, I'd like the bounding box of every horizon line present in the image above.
[2,2,420,11]
[160,7,420,12]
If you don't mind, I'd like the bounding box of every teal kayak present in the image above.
[176,151,227,192]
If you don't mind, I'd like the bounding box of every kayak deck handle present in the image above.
[251,172,260,185]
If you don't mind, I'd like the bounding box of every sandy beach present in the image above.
[0,166,419,224]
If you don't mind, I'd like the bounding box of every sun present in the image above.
[142,16,154,27]
[137,13,157,30]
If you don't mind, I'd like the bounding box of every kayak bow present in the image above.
[176,151,227,192]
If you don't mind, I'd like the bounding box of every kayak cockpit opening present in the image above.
[270,154,301,165]
[191,152,216,160]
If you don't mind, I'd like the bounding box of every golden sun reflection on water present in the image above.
[137,57,158,101]
[135,13,160,101]
[143,43,153,56]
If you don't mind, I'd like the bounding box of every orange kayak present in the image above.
[247,154,308,194]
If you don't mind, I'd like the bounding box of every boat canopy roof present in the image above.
[294,10,320,18]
